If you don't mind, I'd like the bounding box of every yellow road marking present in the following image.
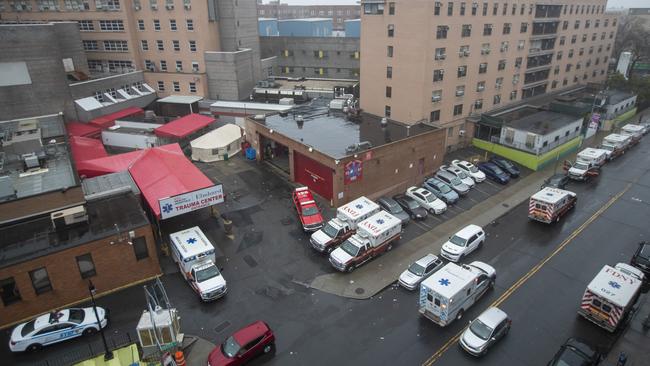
[422,184,631,366]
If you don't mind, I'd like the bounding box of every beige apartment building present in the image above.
[257,2,361,30]
[360,0,619,149]
[1,0,261,99]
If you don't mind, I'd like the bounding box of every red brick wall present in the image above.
[0,224,161,328]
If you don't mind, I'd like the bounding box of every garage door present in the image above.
[294,152,333,200]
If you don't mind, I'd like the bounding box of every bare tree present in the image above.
[614,16,650,79]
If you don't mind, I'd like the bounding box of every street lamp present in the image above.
[88,280,113,361]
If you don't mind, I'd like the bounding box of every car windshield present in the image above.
[449,235,467,247]
[302,206,319,216]
[406,199,419,209]
[221,336,242,358]
[425,194,437,203]
[555,347,589,366]
[457,171,469,179]
[387,203,404,214]
[408,262,426,276]
[450,177,462,186]
[340,240,359,257]
[21,320,37,337]
[601,144,614,151]
[438,184,452,193]
[322,222,339,238]
[68,309,85,324]
[195,266,220,283]
[639,245,650,261]
[469,319,493,341]
[573,162,590,170]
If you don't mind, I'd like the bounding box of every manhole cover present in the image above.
[355,288,365,295]
[502,203,510,208]
[243,255,258,268]
[214,321,231,333]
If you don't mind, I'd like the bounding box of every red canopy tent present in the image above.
[128,146,214,219]
[75,144,182,178]
[69,136,108,166]
[65,122,102,139]
[89,107,144,129]
[154,113,216,139]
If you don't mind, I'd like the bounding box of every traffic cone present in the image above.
[175,351,186,366]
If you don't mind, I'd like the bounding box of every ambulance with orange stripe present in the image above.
[578,263,644,332]
[528,187,577,224]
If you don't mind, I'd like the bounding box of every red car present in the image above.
[292,187,324,232]
[207,321,275,366]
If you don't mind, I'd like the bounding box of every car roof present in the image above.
[436,171,455,179]
[476,307,508,328]
[415,253,440,267]
[455,224,482,239]
[29,309,74,331]
[378,197,398,207]
[233,321,269,345]
[426,177,444,186]
[564,338,596,358]
[455,160,472,167]
[480,162,497,169]
[638,242,650,259]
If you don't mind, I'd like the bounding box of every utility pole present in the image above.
[88,280,113,361]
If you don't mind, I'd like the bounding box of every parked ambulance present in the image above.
[419,261,496,327]
[600,133,631,160]
[310,196,380,254]
[328,211,402,272]
[620,124,644,145]
[169,226,227,301]
[567,148,607,181]
[578,263,644,332]
[528,187,577,224]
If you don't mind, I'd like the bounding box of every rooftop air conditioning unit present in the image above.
[51,205,88,229]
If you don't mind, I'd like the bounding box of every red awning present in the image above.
[69,136,108,166]
[90,107,144,129]
[66,122,102,139]
[75,144,182,178]
[128,145,214,218]
[154,113,216,138]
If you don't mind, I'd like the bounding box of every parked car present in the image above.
[398,254,444,290]
[423,177,460,204]
[631,241,650,281]
[490,157,520,178]
[208,321,275,366]
[440,224,485,262]
[9,307,108,352]
[452,159,486,183]
[459,307,511,356]
[435,171,470,195]
[405,186,447,215]
[547,338,601,366]
[541,173,569,189]
[393,194,428,220]
[377,197,410,226]
[477,162,510,185]
[440,165,476,188]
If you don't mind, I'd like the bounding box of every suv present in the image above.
[440,165,476,188]
[435,171,470,195]
[208,321,276,366]
[423,177,459,204]
[548,338,601,366]
[451,160,486,183]
[398,254,444,290]
[377,197,410,226]
[440,224,485,262]
[489,157,520,178]
[292,187,324,232]
[631,241,650,280]
[405,186,447,215]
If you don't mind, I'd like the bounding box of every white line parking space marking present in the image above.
[472,186,492,196]
[414,220,433,230]
[466,196,480,204]
[483,180,501,189]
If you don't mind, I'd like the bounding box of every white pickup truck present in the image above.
[170,226,227,301]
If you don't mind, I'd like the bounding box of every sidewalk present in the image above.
[603,293,650,366]
[183,335,216,366]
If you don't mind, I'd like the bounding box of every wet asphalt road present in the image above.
[2,142,649,366]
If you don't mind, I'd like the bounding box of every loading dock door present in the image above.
[293,152,333,200]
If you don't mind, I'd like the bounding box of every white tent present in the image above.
[191,124,243,162]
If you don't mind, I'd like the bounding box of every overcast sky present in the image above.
[262,0,648,8]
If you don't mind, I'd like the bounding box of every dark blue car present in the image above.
[489,157,520,178]
[477,162,510,184]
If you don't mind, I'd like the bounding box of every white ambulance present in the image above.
[578,263,644,332]
[601,133,631,160]
[169,226,227,301]
[567,148,607,181]
[620,124,644,145]
[418,261,496,327]
[528,187,577,224]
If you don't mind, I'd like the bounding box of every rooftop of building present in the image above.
[498,108,580,135]
[0,114,77,203]
[0,192,149,269]
[274,78,358,91]
[604,89,635,105]
[156,95,203,105]
[278,18,333,22]
[252,98,436,159]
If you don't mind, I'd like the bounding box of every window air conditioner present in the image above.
[481,49,490,55]
[477,85,485,91]
[166,4,174,10]
[151,4,158,9]
[432,95,441,102]
[459,130,466,136]
[184,4,190,9]
[192,67,199,72]
[176,67,182,71]
[436,54,446,60]
[456,90,464,97]
[134,5,141,10]
[495,83,502,89]
[463,50,470,56]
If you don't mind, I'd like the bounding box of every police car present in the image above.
[9,307,108,352]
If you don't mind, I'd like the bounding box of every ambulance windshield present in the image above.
[195,266,220,283]
[340,240,359,257]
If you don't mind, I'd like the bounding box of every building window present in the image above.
[456,85,465,96]
[476,81,485,92]
[461,24,472,37]
[385,105,391,117]
[189,82,197,93]
[457,65,467,78]
[482,2,488,16]
[503,23,511,35]
[133,236,149,260]
[430,110,440,122]
[568,49,574,58]
[520,22,528,33]
[448,127,454,137]
[571,35,576,44]
[175,60,183,71]
[471,2,477,15]
[483,24,492,36]
[460,2,465,15]
[387,46,393,57]
[559,36,565,46]
[145,60,154,71]
[186,19,194,30]
[173,40,180,51]
[154,19,161,31]
[157,81,165,91]
[173,81,181,91]
[157,40,164,51]
[79,20,95,31]
[493,94,501,105]
[29,267,52,295]
[574,20,580,29]
[99,20,124,31]
[498,60,506,71]
[160,60,167,71]
[137,19,145,31]
[386,86,392,98]
[436,25,448,39]
[492,2,498,15]
[447,1,453,16]
[556,51,562,60]
[433,69,444,82]
[83,40,98,51]
[562,20,568,30]
[189,40,197,52]
[582,34,587,42]
[170,19,177,31]
[515,57,522,68]
[495,77,503,88]
[479,63,487,74]
[510,90,517,100]
[0,277,21,306]
[141,40,149,51]
[387,24,394,37]
[388,2,395,15]
[192,61,199,72]
[76,254,97,279]
[432,90,442,102]
[434,1,441,16]
[453,104,463,116]
[386,66,392,79]
[103,40,128,52]
[500,41,508,52]
[435,47,446,60]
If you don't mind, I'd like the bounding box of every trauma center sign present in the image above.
[159,184,224,219]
